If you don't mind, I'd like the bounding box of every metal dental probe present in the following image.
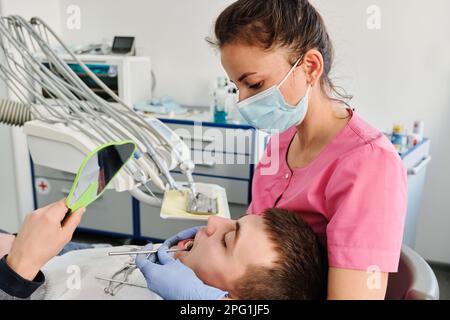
[108,247,190,256]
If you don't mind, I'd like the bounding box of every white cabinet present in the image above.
[401,139,431,248]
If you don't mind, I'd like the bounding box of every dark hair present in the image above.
[232,208,328,300]
[208,0,352,103]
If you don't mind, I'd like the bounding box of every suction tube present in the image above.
[0,98,33,126]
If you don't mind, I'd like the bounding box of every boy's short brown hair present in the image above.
[232,208,328,299]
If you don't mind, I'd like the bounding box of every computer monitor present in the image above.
[111,36,135,55]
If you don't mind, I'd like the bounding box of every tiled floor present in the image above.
[430,263,450,300]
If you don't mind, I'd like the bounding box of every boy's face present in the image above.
[173,215,279,293]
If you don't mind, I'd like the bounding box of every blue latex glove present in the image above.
[135,227,228,300]
[162,226,202,248]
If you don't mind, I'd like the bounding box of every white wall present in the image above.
[59,0,232,107]
[1,0,449,262]
[310,0,450,263]
[0,124,19,232]
[0,0,62,227]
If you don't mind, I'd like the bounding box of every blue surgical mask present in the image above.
[236,59,311,133]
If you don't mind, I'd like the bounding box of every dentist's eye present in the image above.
[248,81,263,90]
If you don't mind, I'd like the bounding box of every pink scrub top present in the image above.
[248,111,408,272]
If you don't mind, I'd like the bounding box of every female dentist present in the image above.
[137,0,407,300]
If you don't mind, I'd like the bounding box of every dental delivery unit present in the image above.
[0,16,229,218]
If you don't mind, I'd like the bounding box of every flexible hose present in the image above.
[0,98,33,126]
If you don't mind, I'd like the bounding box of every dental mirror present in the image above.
[63,140,136,223]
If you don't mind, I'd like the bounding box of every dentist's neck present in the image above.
[296,88,348,149]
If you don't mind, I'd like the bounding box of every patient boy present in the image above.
[167,208,328,300]
[0,208,327,300]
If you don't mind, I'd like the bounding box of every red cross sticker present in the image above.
[38,181,48,192]
[36,178,51,195]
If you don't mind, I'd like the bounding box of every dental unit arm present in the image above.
[0,15,219,214]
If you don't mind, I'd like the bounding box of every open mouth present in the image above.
[173,239,194,260]
[176,239,195,251]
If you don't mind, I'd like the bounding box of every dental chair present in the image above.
[385,246,440,300]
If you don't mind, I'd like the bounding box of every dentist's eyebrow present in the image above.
[238,72,257,83]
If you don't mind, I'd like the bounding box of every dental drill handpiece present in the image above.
[187,172,197,197]
[180,160,197,196]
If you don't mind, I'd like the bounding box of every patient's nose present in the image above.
[205,216,228,236]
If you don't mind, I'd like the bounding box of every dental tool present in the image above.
[100,260,138,296]
[108,246,191,257]
[187,192,218,215]
[95,276,147,290]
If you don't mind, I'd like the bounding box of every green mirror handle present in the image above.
[67,182,98,213]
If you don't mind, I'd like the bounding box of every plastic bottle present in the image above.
[407,132,420,149]
[213,76,228,124]
[391,124,406,153]
[412,120,424,143]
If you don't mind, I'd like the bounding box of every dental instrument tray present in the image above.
[187,192,218,215]
[160,183,230,221]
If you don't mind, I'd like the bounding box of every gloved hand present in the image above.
[135,227,228,300]
[163,226,202,248]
